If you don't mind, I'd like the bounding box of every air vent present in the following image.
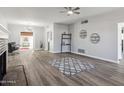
[78,49,85,53]
[81,20,88,24]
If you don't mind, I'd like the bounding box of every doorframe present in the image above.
[19,31,34,49]
[117,23,124,63]
[47,31,50,51]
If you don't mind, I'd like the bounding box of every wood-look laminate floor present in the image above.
[5,50,124,86]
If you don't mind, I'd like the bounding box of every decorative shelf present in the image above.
[61,33,71,53]
[62,38,71,39]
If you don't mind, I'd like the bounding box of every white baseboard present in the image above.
[51,50,60,53]
[46,50,118,64]
[71,52,118,64]
[34,48,44,51]
[50,51,70,53]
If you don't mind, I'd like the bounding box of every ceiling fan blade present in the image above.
[60,11,66,13]
[73,7,80,11]
[74,12,80,14]
[64,7,68,10]
[69,7,72,10]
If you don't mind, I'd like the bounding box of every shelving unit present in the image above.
[61,34,71,53]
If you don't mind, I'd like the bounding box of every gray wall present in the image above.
[44,23,69,53]
[53,23,69,53]
[69,9,124,63]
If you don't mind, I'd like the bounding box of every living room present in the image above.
[1,7,124,86]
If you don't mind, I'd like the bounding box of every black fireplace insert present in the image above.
[0,38,7,81]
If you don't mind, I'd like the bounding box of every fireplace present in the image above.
[0,25,9,84]
[0,38,7,80]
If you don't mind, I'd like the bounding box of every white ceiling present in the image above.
[0,7,120,26]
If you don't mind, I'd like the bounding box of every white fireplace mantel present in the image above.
[0,24,9,74]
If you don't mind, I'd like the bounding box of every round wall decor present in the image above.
[90,33,100,44]
[80,29,87,39]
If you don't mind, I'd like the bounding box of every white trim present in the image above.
[71,51,118,64]
[33,48,44,51]
[49,51,60,53]
[48,50,118,64]
[50,51,70,53]
[117,23,123,61]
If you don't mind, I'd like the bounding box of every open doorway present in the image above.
[20,32,33,51]
[121,28,124,57]
[47,31,50,51]
[117,23,124,64]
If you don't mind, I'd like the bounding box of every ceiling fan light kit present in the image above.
[67,10,73,15]
[60,7,80,16]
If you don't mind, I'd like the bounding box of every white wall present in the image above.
[69,9,124,63]
[8,24,45,50]
[0,13,8,29]
[53,23,69,53]
[34,27,45,49]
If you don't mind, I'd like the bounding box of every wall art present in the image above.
[80,29,87,39]
[90,33,100,44]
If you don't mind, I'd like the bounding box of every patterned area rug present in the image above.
[49,57,95,76]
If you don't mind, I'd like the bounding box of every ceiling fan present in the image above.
[60,7,80,16]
